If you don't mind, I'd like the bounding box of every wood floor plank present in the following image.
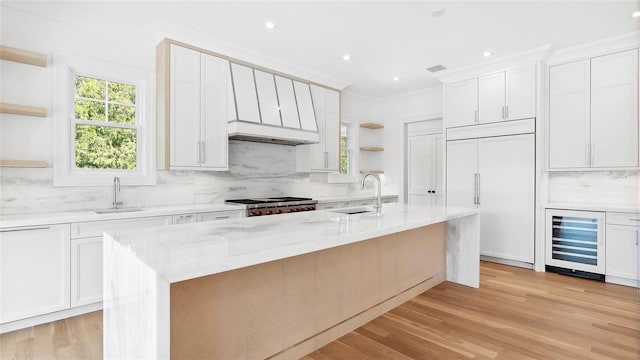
[1,262,637,359]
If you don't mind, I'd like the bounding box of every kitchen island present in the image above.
[103,204,479,359]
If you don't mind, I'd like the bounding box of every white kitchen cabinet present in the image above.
[606,212,640,287]
[230,62,260,123]
[478,72,506,124]
[296,85,340,172]
[407,133,443,206]
[71,237,102,307]
[165,44,229,170]
[445,78,478,128]
[447,133,535,263]
[1,224,70,324]
[446,65,536,129]
[590,50,638,168]
[275,75,300,129]
[173,214,196,224]
[549,50,638,169]
[196,210,244,222]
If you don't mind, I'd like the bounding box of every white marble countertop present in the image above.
[544,202,639,213]
[0,203,247,229]
[314,194,398,203]
[107,204,478,283]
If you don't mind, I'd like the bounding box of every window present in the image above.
[340,122,352,174]
[54,53,155,186]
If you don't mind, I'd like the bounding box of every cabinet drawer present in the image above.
[607,212,640,227]
[71,216,173,239]
[196,210,244,222]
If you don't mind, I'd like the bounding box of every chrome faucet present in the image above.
[361,173,382,215]
[113,176,123,209]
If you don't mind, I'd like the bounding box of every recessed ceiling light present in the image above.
[483,51,492,57]
[265,21,275,30]
[431,8,446,17]
[343,54,351,61]
[633,11,640,18]
[393,76,399,81]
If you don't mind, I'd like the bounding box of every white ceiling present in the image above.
[4,1,640,100]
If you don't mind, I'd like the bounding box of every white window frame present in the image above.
[53,52,155,186]
[328,119,359,183]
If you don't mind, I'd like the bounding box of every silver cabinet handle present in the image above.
[636,230,639,246]
[586,144,590,166]
[473,173,478,205]
[590,143,594,166]
[201,141,205,163]
[324,151,328,168]
[505,105,509,119]
[178,215,193,219]
[214,216,230,220]
[629,218,640,221]
[476,173,481,205]
[501,106,505,120]
[474,110,478,123]
[197,141,202,164]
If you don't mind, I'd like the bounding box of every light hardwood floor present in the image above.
[1,262,638,359]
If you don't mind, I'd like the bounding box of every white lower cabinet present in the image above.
[447,133,535,263]
[71,237,103,307]
[196,210,244,222]
[0,224,71,324]
[606,212,640,287]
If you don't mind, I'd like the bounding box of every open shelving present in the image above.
[360,146,384,152]
[0,103,48,117]
[0,45,47,67]
[359,122,384,129]
[359,122,384,175]
[0,160,48,168]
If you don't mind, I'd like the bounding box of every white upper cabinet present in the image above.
[163,43,229,171]
[506,64,537,121]
[590,50,638,168]
[445,78,478,128]
[446,64,536,128]
[254,70,281,126]
[231,63,260,123]
[293,80,317,131]
[549,49,638,169]
[478,72,506,124]
[296,85,340,172]
[170,45,201,168]
[549,59,591,169]
[275,75,300,128]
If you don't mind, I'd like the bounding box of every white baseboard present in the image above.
[481,255,534,270]
[0,302,102,334]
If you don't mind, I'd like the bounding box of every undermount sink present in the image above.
[94,207,144,214]
[330,207,373,215]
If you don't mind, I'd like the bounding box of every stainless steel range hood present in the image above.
[227,62,320,145]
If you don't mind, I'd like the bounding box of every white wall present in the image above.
[371,87,443,202]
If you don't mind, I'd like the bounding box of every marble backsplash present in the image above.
[547,170,639,208]
[1,141,388,215]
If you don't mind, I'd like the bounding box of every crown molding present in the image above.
[433,45,553,84]
[547,31,640,65]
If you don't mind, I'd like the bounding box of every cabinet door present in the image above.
[478,134,535,263]
[1,224,70,323]
[606,225,638,282]
[407,135,431,205]
[71,236,103,307]
[294,81,317,131]
[446,139,477,208]
[305,85,327,170]
[506,64,536,120]
[478,72,506,124]
[230,63,260,123]
[590,50,638,168]
[170,45,201,167]
[324,89,340,171]
[275,75,300,129]
[254,70,281,126]
[433,134,444,206]
[445,78,478,128]
[549,60,591,169]
[201,54,229,170]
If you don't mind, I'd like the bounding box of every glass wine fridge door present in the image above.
[545,209,605,274]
